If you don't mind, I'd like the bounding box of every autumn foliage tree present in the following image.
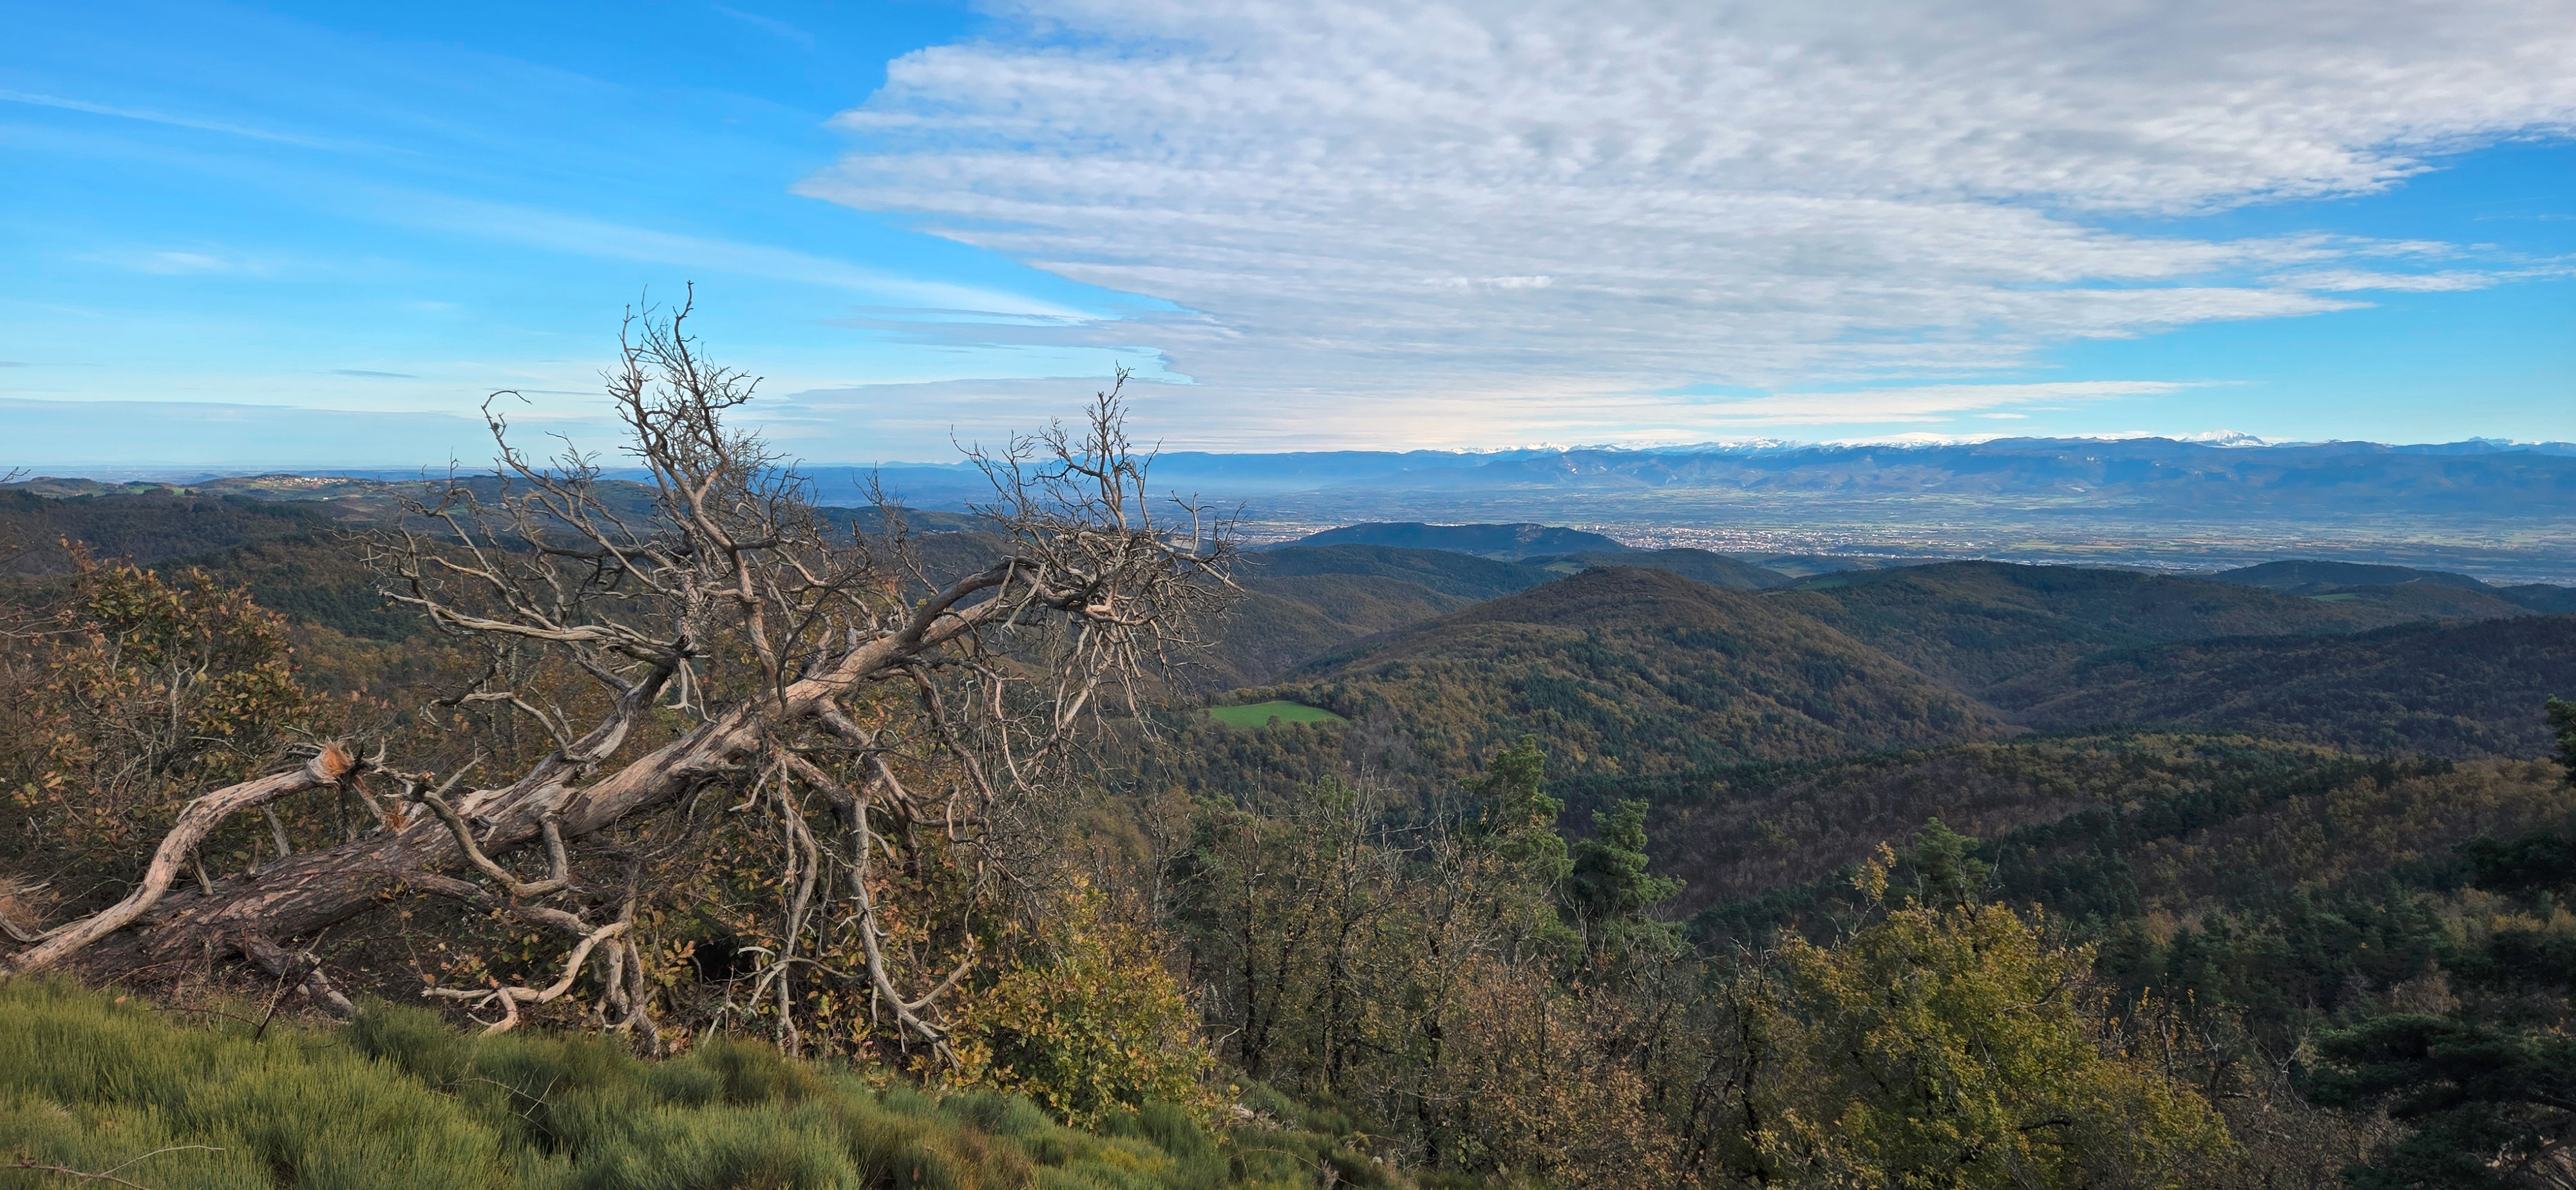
[2,555,334,938]
[1163,742,2247,1188]
[1736,851,2238,1187]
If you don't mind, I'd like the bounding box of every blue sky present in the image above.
[3,0,2571,469]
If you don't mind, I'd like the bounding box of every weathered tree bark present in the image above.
[8,742,365,975]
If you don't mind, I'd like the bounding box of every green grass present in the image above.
[1205,701,1349,728]
[0,980,1397,1190]
[2304,592,2363,602]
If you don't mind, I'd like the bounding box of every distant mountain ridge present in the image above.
[835,435,2576,499]
[23,432,2576,578]
[30,435,2576,523]
[837,438,2576,580]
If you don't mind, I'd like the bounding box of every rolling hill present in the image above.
[1200,545,1558,686]
[1241,543,1555,600]
[2211,557,2573,615]
[2501,584,2576,614]
[1985,614,2576,758]
[1773,560,2508,699]
[1541,734,2574,931]
[0,487,345,576]
[1521,547,1791,590]
[2210,560,2491,591]
[1268,566,2010,774]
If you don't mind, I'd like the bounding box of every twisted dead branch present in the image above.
[3,294,1235,1058]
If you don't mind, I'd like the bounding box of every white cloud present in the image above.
[137,250,238,275]
[748,377,2195,458]
[1691,381,2198,425]
[791,0,2576,445]
[2275,267,2541,292]
[388,196,1099,320]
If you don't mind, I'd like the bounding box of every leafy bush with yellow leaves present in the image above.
[938,880,1220,1129]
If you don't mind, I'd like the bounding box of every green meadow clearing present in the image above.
[1204,701,1348,728]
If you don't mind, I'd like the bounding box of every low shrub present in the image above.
[0,981,1406,1190]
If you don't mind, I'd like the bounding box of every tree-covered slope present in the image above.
[2499,583,2576,613]
[2209,557,2557,618]
[1196,545,1558,686]
[1558,734,2570,929]
[1270,566,2009,773]
[1522,547,1791,590]
[1240,543,1555,601]
[1987,615,2576,757]
[1775,560,2479,697]
[0,489,347,575]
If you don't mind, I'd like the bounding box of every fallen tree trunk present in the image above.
[15,560,1027,981]
[7,742,366,975]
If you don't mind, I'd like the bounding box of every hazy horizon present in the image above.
[8,415,2575,479]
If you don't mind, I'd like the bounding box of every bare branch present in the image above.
[425,919,632,1036]
[419,791,569,900]
[5,742,366,975]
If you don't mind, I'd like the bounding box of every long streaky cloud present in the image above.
[393,196,1101,322]
[792,0,2576,444]
[0,88,390,153]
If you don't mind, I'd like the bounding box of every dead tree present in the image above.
[3,296,1233,1058]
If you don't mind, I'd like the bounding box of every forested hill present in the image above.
[1588,734,2573,929]
[1267,566,2009,772]
[10,487,2569,764]
[16,473,2576,1186]
[1524,547,1792,589]
[0,487,343,574]
[1204,545,1559,686]
[1168,549,2576,826]
[1774,560,2512,698]
[2213,557,2576,614]
[1988,614,2576,757]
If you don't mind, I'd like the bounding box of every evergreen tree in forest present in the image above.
[1897,817,1993,909]
[2311,697,2576,1188]
[1565,798,1684,958]
[1468,733,1571,885]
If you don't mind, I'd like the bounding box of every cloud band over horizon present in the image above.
[791,0,2575,445]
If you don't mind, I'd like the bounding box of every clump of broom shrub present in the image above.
[0,980,1399,1190]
